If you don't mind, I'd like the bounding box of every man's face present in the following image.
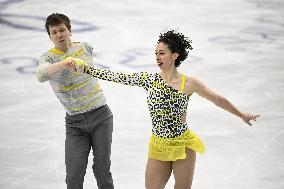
[48,23,71,50]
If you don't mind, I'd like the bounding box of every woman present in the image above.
[67,30,259,189]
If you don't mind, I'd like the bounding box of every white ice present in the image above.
[0,0,284,188]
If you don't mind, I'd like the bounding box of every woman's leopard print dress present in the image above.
[87,67,205,161]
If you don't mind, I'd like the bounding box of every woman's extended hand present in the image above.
[241,113,260,126]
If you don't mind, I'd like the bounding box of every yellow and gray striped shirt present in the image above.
[36,42,106,115]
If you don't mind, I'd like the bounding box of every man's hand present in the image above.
[64,57,88,73]
[63,57,76,72]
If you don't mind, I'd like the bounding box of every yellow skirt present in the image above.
[148,129,205,161]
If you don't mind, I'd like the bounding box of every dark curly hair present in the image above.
[45,13,71,36]
[157,30,193,67]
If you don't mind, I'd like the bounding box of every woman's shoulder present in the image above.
[184,75,202,93]
[182,74,198,84]
[186,75,198,82]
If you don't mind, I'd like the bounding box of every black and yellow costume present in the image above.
[87,68,205,161]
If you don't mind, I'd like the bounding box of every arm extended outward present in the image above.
[67,57,148,87]
[189,77,260,126]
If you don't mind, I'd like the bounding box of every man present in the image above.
[36,13,114,189]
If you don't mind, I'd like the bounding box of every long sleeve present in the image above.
[86,67,149,89]
[36,53,53,82]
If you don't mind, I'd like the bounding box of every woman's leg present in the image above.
[145,158,172,189]
[172,148,196,189]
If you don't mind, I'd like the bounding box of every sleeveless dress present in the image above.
[86,68,205,161]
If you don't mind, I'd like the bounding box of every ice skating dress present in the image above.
[86,68,205,161]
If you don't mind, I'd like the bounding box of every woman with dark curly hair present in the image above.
[67,30,259,189]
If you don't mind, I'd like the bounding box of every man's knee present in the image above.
[66,156,88,172]
[92,157,111,177]
[92,146,111,172]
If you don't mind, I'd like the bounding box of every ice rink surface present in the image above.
[0,0,284,188]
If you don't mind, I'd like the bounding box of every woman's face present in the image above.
[155,42,178,70]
